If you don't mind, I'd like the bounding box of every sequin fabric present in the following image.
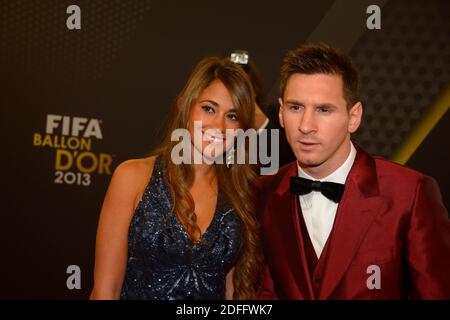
[120,157,243,300]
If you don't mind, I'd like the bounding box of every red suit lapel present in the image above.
[318,145,389,299]
[265,162,313,299]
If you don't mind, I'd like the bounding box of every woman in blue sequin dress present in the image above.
[90,57,261,300]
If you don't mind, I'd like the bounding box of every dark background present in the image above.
[0,0,448,299]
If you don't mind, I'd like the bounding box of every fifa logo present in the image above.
[46,114,103,139]
[33,114,114,186]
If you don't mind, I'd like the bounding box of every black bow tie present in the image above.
[290,176,345,203]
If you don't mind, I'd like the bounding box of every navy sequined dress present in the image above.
[120,157,243,300]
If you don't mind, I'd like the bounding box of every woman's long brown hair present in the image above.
[153,57,261,299]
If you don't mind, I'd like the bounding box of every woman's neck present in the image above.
[192,162,217,185]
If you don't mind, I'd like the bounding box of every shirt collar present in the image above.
[297,141,357,184]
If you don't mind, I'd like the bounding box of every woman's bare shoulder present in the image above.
[104,156,158,211]
[116,156,156,175]
[113,156,157,188]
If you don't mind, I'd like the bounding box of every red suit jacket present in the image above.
[258,145,450,299]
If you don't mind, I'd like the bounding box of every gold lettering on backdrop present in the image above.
[33,133,92,151]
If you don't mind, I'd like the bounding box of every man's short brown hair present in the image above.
[280,43,360,107]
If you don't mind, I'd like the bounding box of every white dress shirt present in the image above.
[297,142,357,258]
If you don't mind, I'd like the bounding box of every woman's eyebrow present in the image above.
[199,99,237,112]
[199,99,219,106]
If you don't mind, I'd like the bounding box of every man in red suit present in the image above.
[258,43,450,299]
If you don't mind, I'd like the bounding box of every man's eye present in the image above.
[288,104,302,111]
[202,106,214,113]
[318,107,331,113]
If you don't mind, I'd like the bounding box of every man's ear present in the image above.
[278,97,285,128]
[348,101,363,133]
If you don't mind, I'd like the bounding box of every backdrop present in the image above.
[0,0,448,299]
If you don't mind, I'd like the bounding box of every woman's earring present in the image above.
[226,147,235,168]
